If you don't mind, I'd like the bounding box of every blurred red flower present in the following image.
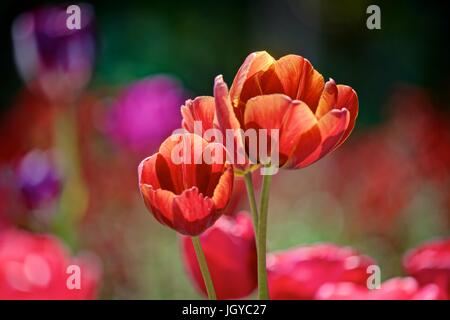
[0,90,56,165]
[267,244,374,299]
[138,133,234,235]
[0,229,101,299]
[316,277,445,300]
[328,132,417,234]
[327,85,450,234]
[181,212,257,299]
[404,237,450,299]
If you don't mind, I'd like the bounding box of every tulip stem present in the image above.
[191,236,217,300]
[257,172,272,300]
[243,172,259,232]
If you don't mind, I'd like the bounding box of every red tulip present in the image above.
[316,277,445,300]
[0,229,101,300]
[267,244,374,299]
[404,238,450,298]
[181,212,257,299]
[138,133,234,236]
[181,51,358,171]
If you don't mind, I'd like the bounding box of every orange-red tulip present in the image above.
[182,51,358,170]
[138,133,234,236]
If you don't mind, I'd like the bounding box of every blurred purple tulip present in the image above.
[107,75,185,156]
[12,4,95,102]
[16,150,62,211]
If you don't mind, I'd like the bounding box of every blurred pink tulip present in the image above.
[267,244,375,299]
[0,229,101,299]
[404,237,450,299]
[316,277,445,300]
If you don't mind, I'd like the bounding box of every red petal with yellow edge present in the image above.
[315,79,338,119]
[138,132,234,235]
[236,55,324,119]
[202,142,229,196]
[173,187,218,236]
[181,96,215,136]
[271,55,324,110]
[336,85,358,146]
[214,75,242,132]
[214,75,250,170]
[283,125,321,169]
[287,108,349,169]
[230,51,275,108]
[138,154,160,189]
[244,94,317,166]
[211,164,234,211]
[140,184,175,228]
[157,134,209,194]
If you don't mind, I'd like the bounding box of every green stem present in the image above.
[257,172,272,300]
[191,236,216,300]
[243,172,259,232]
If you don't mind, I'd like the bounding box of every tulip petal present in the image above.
[214,75,243,131]
[230,51,275,108]
[336,85,358,146]
[288,108,349,169]
[211,164,234,211]
[244,94,317,166]
[272,55,325,110]
[181,96,215,135]
[236,55,324,118]
[315,79,338,119]
[173,187,217,235]
[138,154,160,189]
[140,184,175,228]
[214,75,249,169]
[156,133,210,194]
[202,142,229,196]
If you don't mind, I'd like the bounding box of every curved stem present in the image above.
[243,172,259,232]
[257,172,272,300]
[191,236,216,300]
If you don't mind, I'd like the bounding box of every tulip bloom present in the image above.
[181,212,257,299]
[404,238,450,298]
[316,277,445,300]
[267,244,374,299]
[182,51,358,171]
[138,133,234,236]
[0,229,100,299]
